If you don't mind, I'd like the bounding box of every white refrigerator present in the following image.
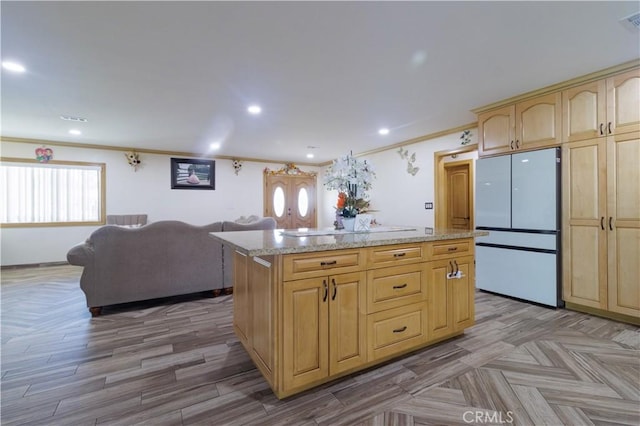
[475,147,562,307]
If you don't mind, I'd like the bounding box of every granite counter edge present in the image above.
[210,230,489,257]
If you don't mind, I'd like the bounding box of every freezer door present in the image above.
[511,148,559,230]
[475,155,511,228]
[476,245,558,307]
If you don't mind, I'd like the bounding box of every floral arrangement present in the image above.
[324,152,375,218]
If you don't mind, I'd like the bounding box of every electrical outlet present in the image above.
[425,202,433,210]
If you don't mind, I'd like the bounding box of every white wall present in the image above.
[2,129,477,265]
[318,130,478,228]
[1,140,317,266]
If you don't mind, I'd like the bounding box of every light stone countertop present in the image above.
[210,227,489,256]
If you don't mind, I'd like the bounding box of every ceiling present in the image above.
[2,1,639,164]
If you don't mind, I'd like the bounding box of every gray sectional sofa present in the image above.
[67,218,276,316]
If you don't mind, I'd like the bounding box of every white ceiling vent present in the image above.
[620,12,640,32]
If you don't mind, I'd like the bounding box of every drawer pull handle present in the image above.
[447,247,457,251]
[393,253,406,258]
[320,260,337,266]
[393,283,408,289]
[393,326,407,333]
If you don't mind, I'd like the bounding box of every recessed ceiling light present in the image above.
[247,105,262,115]
[69,129,82,136]
[306,153,314,159]
[378,128,390,135]
[60,115,88,122]
[210,142,221,150]
[2,61,26,73]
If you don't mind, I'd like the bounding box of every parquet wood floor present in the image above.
[1,264,638,425]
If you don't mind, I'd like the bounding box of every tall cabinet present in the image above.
[562,68,640,320]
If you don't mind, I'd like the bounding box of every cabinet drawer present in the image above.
[367,264,426,313]
[283,250,362,281]
[427,239,472,260]
[367,302,427,361]
[366,243,425,268]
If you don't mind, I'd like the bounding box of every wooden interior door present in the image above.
[444,161,472,230]
[265,174,317,230]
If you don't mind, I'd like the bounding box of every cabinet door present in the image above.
[451,256,475,331]
[427,256,475,341]
[562,80,606,142]
[607,134,640,316]
[233,251,250,344]
[516,92,561,150]
[282,277,329,390]
[562,139,608,308]
[478,105,515,157]
[608,68,640,137]
[329,272,367,374]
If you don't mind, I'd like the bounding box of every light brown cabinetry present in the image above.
[562,68,640,142]
[282,271,366,390]
[478,92,561,157]
[427,255,475,341]
[233,237,477,398]
[562,134,640,320]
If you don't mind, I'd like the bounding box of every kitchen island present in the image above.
[209,227,488,399]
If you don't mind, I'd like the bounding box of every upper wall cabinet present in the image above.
[562,68,640,143]
[478,92,561,157]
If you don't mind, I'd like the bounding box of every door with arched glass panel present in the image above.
[264,174,316,230]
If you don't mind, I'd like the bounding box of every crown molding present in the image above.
[0,136,319,167]
[472,59,640,114]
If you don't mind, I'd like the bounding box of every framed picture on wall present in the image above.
[170,158,215,190]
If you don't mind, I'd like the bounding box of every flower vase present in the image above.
[342,217,356,232]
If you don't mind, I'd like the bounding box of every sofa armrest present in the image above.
[67,242,94,266]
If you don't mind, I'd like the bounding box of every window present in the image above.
[1,157,105,227]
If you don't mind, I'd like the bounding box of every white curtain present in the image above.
[1,162,101,224]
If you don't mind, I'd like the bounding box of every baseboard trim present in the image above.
[1,261,70,270]
[565,302,640,326]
